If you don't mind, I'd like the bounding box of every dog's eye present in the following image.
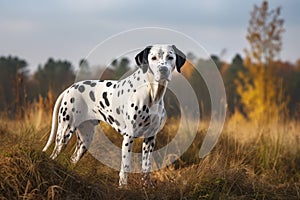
[151,56,157,61]
[168,56,174,60]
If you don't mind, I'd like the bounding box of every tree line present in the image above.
[0,52,299,119]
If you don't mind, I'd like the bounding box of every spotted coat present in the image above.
[42,44,186,187]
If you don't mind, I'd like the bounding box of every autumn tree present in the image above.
[236,1,286,122]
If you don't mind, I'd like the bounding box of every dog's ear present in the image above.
[135,46,152,73]
[172,45,186,73]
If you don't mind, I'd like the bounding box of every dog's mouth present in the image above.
[156,74,171,82]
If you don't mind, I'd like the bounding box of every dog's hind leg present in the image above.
[50,124,76,160]
[70,120,96,164]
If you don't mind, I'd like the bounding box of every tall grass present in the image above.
[0,102,300,199]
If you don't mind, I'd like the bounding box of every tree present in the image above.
[110,57,131,79]
[34,58,75,97]
[245,1,284,65]
[236,1,286,122]
[76,59,92,81]
[0,56,28,117]
[223,54,246,114]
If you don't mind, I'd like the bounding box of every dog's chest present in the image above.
[110,81,165,137]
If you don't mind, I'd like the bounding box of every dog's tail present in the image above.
[42,91,65,152]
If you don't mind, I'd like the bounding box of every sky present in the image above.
[1,0,299,72]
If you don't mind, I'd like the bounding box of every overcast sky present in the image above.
[1,0,299,71]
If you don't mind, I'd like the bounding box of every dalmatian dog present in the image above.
[42,44,186,187]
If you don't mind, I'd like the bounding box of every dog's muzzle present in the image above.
[159,66,169,74]
[158,66,171,81]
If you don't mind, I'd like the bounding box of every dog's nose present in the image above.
[159,66,169,74]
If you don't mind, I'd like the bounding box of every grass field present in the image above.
[0,109,300,199]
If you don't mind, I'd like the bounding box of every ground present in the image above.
[0,113,300,199]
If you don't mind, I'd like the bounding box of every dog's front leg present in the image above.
[141,135,156,187]
[119,134,134,187]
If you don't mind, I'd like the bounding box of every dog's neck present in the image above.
[145,71,168,105]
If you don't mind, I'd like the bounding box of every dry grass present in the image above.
[0,109,300,199]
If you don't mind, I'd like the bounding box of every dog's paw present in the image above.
[118,183,129,189]
[141,173,156,188]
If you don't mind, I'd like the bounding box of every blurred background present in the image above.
[0,0,299,121]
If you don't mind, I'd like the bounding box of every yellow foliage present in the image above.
[236,59,287,124]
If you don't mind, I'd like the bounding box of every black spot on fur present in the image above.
[99,101,105,109]
[102,92,110,106]
[148,136,154,141]
[70,98,75,103]
[116,108,120,115]
[144,116,150,123]
[83,80,91,85]
[125,143,129,146]
[91,82,96,87]
[66,115,70,121]
[98,110,107,121]
[106,82,112,87]
[89,91,95,102]
[131,103,134,107]
[108,115,114,123]
[78,85,85,93]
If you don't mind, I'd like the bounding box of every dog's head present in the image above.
[135,44,186,82]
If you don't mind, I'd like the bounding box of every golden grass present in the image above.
[0,109,300,199]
